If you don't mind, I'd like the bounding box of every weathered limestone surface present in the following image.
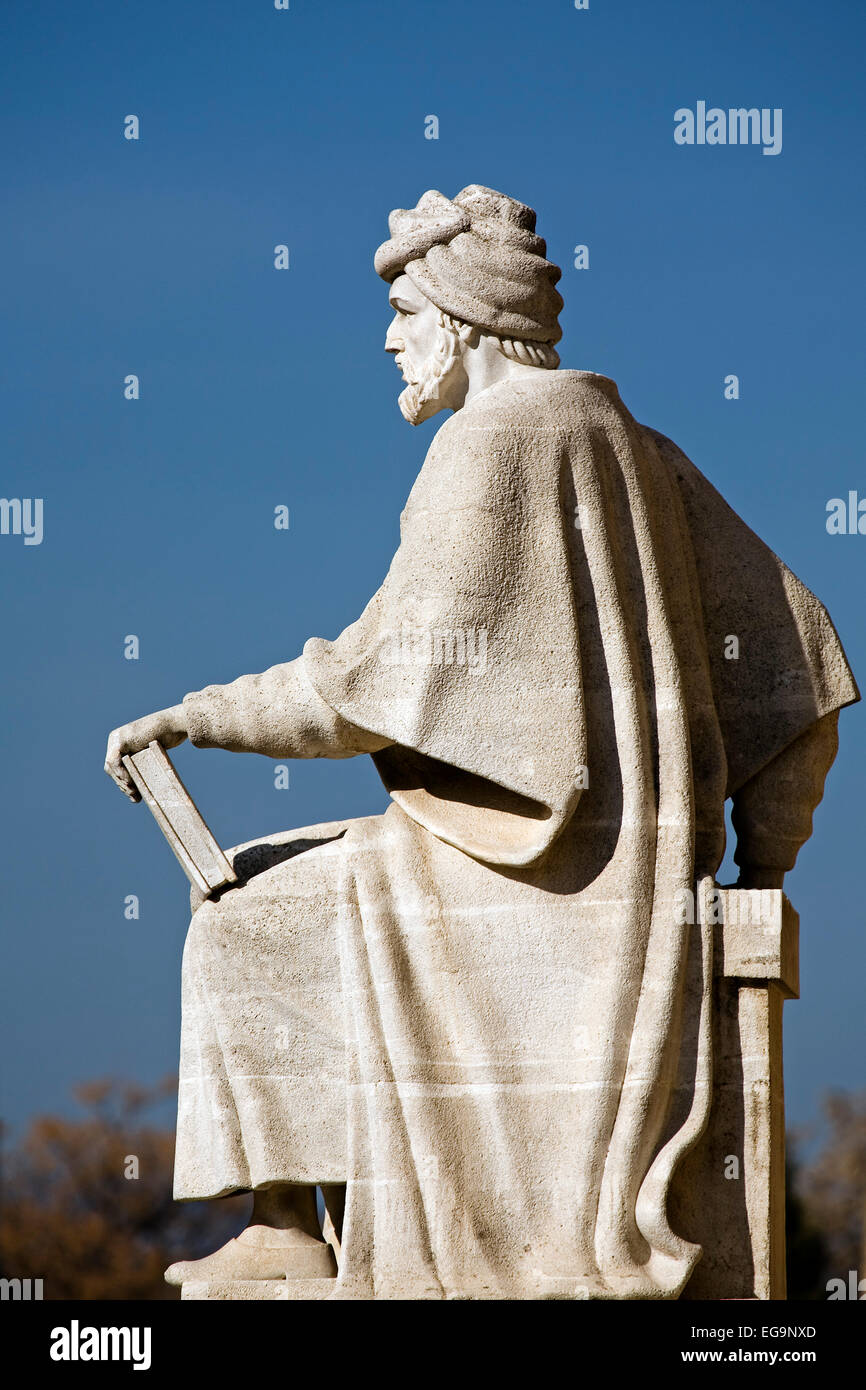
[105,186,858,1300]
[180,889,799,1301]
[182,1280,336,1302]
[673,891,798,1300]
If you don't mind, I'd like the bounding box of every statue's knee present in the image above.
[184,893,233,972]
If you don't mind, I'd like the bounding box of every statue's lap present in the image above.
[175,817,383,1196]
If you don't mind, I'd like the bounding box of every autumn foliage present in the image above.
[0,1077,249,1300]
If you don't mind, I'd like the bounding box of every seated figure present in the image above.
[105,186,858,1300]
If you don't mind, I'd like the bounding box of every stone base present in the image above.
[182,1277,337,1301]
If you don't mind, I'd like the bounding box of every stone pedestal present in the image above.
[182,1279,336,1301]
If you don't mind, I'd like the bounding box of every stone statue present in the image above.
[105,185,858,1300]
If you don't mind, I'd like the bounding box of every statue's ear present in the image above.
[456,320,481,348]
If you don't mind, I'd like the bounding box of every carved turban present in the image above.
[374,185,564,345]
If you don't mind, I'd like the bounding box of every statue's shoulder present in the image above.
[443,369,625,439]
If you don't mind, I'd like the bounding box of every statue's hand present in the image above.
[104,704,188,802]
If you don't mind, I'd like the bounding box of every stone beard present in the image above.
[395,310,465,425]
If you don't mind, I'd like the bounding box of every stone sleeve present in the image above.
[731,710,840,875]
[182,655,394,760]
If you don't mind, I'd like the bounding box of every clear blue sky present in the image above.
[1,0,864,1139]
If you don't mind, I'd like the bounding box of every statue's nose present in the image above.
[384,324,403,354]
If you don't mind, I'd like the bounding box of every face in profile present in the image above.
[385,274,466,424]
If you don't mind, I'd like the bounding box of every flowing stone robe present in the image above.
[176,371,857,1299]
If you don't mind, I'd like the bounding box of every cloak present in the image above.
[294,370,857,1298]
[304,371,857,868]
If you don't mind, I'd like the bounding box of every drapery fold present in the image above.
[324,374,732,1297]
[177,370,857,1297]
